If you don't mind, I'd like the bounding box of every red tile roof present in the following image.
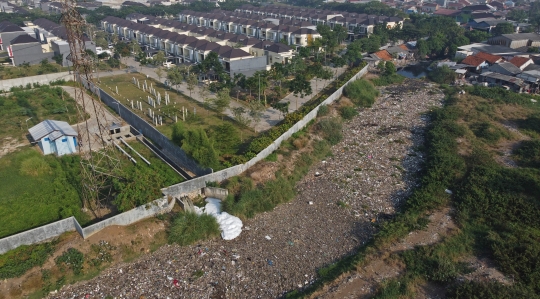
[509,56,531,68]
[374,49,392,61]
[475,52,502,64]
[462,55,487,67]
[399,44,408,51]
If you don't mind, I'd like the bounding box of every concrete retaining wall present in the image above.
[0,218,77,254]
[0,65,368,255]
[204,187,229,200]
[0,72,72,91]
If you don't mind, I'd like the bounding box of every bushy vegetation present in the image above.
[344,79,379,107]
[339,106,358,120]
[168,212,220,246]
[317,118,343,145]
[0,242,56,279]
[112,141,182,211]
[55,248,85,275]
[514,140,540,167]
[224,132,332,220]
[371,61,405,86]
[427,65,457,84]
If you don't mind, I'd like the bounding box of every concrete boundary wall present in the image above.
[0,72,72,91]
[0,65,367,255]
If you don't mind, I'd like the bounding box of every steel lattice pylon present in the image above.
[61,0,120,218]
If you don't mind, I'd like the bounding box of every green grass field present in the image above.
[0,139,183,238]
[97,73,255,141]
[0,85,81,143]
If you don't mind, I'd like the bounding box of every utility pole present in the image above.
[258,72,261,103]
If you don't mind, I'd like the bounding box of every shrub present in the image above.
[513,140,540,167]
[317,118,343,145]
[470,122,510,144]
[0,242,56,279]
[427,65,457,84]
[55,248,84,275]
[340,106,358,120]
[344,79,379,107]
[168,212,220,246]
[317,105,329,117]
[371,73,406,86]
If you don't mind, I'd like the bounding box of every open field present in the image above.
[97,73,256,142]
[0,138,182,239]
[0,85,81,144]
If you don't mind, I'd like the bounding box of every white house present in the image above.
[29,120,78,156]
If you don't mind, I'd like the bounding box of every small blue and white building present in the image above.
[29,120,78,156]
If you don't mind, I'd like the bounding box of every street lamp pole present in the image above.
[258,73,261,103]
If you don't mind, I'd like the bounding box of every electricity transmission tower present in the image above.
[61,0,120,218]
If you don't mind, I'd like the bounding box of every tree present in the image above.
[269,63,286,95]
[308,63,332,92]
[155,67,165,82]
[464,30,490,43]
[507,9,528,22]
[289,74,312,110]
[427,65,456,84]
[298,46,310,58]
[167,67,183,91]
[181,128,220,169]
[153,51,166,66]
[212,88,231,120]
[492,22,515,36]
[232,106,251,129]
[333,24,348,44]
[384,61,396,76]
[272,102,289,119]
[248,101,265,130]
[377,61,386,72]
[186,73,198,98]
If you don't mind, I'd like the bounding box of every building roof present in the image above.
[481,71,525,85]
[500,33,540,41]
[462,55,487,67]
[29,120,77,142]
[10,34,39,45]
[475,52,502,64]
[0,20,23,33]
[509,56,532,67]
[374,49,392,61]
[491,61,522,75]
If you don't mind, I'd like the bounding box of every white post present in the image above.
[175,115,178,122]
[131,101,134,109]
[116,86,118,94]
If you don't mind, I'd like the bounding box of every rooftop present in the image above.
[29,119,77,142]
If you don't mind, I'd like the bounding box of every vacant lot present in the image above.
[0,62,68,80]
[97,73,255,141]
[0,85,80,143]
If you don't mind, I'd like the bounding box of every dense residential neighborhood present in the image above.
[1,0,540,298]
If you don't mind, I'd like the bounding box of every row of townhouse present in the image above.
[233,4,404,37]
[101,16,285,77]
[120,14,295,65]
[176,10,320,47]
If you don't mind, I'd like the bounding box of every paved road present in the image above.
[62,86,121,154]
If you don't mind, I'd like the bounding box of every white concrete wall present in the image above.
[0,71,72,91]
